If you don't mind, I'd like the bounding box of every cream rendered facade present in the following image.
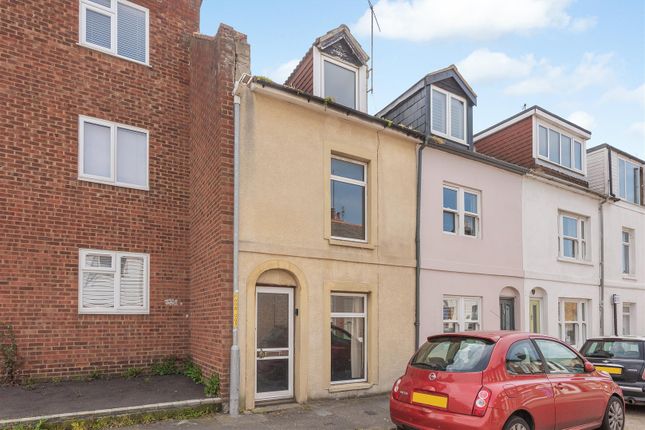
[236,82,418,410]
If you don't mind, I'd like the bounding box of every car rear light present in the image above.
[472,387,492,417]
[392,377,402,400]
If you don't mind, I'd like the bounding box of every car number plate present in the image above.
[411,391,448,409]
[596,365,622,375]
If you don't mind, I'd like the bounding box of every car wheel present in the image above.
[601,396,625,430]
[503,416,530,430]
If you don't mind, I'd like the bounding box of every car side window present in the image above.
[535,339,585,374]
[506,340,545,375]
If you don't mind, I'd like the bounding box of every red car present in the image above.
[390,332,624,430]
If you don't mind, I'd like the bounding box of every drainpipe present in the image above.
[599,198,607,336]
[414,141,427,349]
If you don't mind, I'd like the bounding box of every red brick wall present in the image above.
[188,26,250,395]
[0,0,200,380]
[285,48,313,92]
[475,117,535,168]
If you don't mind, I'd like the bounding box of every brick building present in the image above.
[0,0,249,389]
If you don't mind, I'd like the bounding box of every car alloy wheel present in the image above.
[607,399,624,430]
[509,424,528,430]
[504,416,530,430]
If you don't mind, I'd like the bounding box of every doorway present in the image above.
[500,297,516,330]
[529,298,542,333]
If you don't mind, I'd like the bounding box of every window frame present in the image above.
[330,293,368,385]
[78,115,149,190]
[79,0,150,66]
[622,228,634,275]
[78,248,150,315]
[618,157,642,205]
[430,85,467,145]
[442,296,482,333]
[558,212,589,262]
[442,184,481,238]
[558,299,589,347]
[321,55,359,110]
[536,122,585,174]
[330,155,368,243]
[622,303,634,336]
[505,339,546,376]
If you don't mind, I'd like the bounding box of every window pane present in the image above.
[119,256,145,307]
[626,162,637,203]
[331,180,365,240]
[464,192,478,213]
[331,158,364,181]
[89,0,112,7]
[450,97,464,140]
[443,298,457,321]
[256,293,289,349]
[324,61,356,109]
[83,122,111,178]
[535,339,584,373]
[82,272,115,309]
[85,254,112,268]
[443,187,457,210]
[256,359,288,393]
[623,231,630,243]
[562,216,577,237]
[506,340,545,374]
[116,127,147,187]
[432,90,447,134]
[463,299,479,321]
[117,2,147,62]
[464,215,477,236]
[85,8,112,49]
[561,135,572,168]
[331,295,364,314]
[623,244,630,273]
[564,302,578,321]
[412,337,494,372]
[548,129,560,163]
[619,159,626,198]
[538,126,548,157]
[331,316,365,381]
[574,141,582,170]
[563,238,576,258]
[443,211,456,233]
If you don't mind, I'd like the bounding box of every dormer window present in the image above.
[323,57,357,109]
[537,123,584,172]
[431,86,466,144]
[618,158,641,204]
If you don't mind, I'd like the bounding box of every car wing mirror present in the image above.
[584,362,595,373]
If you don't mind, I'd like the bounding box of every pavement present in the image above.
[119,395,645,430]
[0,375,208,421]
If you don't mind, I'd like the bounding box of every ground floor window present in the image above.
[331,293,367,383]
[558,299,588,346]
[443,296,481,333]
[623,303,635,336]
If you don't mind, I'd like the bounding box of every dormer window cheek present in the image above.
[431,87,466,144]
[322,57,357,109]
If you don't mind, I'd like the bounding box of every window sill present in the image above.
[327,381,372,393]
[328,238,375,250]
[79,176,149,191]
[77,42,151,68]
[622,275,638,281]
[557,257,594,266]
[79,310,149,315]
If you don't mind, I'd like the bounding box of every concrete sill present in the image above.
[557,257,594,266]
[327,382,373,393]
[622,275,638,281]
[328,239,375,250]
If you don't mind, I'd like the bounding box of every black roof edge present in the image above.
[251,77,427,141]
[474,105,592,140]
[587,143,645,165]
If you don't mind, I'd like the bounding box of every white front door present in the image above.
[255,286,294,401]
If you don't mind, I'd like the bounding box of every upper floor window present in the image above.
[80,0,149,65]
[622,229,634,275]
[618,158,641,205]
[558,212,589,261]
[331,157,366,242]
[323,58,357,109]
[79,116,149,190]
[431,87,466,144]
[443,185,480,238]
[537,124,583,172]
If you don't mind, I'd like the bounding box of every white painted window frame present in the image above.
[78,248,150,314]
[536,121,585,174]
[330,155,368,243]
[622,303,634,336]
[78,115,149,190]
[79,0,150,66]
[321,55,359,110]
[558,212,589,262]
[442,184,481,238]
[443,296,482,333]
[558,299,589,347]
[622,228,634,275]
[618,157,642,205]
[330,293,368,385]
[430,85,467,145]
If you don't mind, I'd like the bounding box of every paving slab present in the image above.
[0,375,207,421]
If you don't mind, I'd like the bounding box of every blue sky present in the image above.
[201,0,645,159]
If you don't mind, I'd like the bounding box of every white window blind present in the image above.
[79,249,149,314]
[80,0,149,64]
[431,89,447,134]
[431,86,467,143]
[116,127,148,187]
[83,122,112,178]
[450,97,465,140]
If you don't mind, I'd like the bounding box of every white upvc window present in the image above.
[330,156,367,242]
[443,296,481,333]
[558,299,589,347]
[558,212,589,261]
[78,249,149,314]
[537,123,584,173]
[330,293,367,384]
[442,185,481,238]
[431,86,467,144]
[322,56,358,109]
[79,116,149,190]
[79,0,149,65]
[623,303,635,336]
[622,228,635,275]
[618,158,642,205]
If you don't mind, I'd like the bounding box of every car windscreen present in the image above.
[582,340,643,360]
[411,337,495,372]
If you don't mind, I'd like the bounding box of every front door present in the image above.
[529,299,542,333]
[255,286,294,401]
[500,297,515,330]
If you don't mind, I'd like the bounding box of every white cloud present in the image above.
[457,49,535,83]
[570,16,597,32]
[567,111,595,130]
[569,52,614,91]
[628,121,645,138]
[602,84,645,105]
[353,0,591,42]
[263,59,300,84]
[504,60,564,95]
